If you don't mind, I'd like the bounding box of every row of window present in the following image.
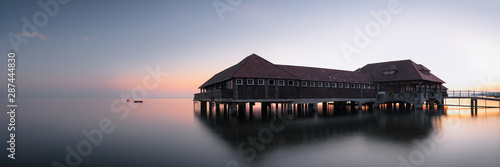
[235,79,376,89]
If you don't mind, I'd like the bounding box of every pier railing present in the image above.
[447,90,500,99]
[194,90,234,100]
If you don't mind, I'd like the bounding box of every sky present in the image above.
[0,0,499,98]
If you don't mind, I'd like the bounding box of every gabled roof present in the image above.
[357,60,445,83]
[277,65,373,84]
[199,54,296,88]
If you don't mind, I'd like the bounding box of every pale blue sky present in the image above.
[1,0,499,97]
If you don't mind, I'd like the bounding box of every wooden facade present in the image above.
[195,79,377,101]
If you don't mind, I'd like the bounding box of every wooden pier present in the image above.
[443,90,500,115]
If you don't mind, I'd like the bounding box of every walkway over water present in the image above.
[447,90,500,99]
[445,90,500,109]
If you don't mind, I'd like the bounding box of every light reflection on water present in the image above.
[1,98,499,167]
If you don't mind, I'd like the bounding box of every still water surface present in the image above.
[2,98,500,167]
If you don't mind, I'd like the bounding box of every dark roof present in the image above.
[199,54,296,88]
[200,55,444,88]
[232,54,297,79]
[357,60,445,83]
[277,65,373,84]
[416,64,429,71]
[200,54,375,88]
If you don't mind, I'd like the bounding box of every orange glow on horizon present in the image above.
[97,70,210,97]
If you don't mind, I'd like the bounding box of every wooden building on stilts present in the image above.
[194,54,446,118]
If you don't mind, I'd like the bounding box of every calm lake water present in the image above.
[2,98,500,167]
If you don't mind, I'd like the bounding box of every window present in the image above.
[236,79,243,85]
[278,80,285,86]
[302,81,308,87]
[351,84,355,88]
[383,70,397,75]
[363,84,366,89]
[310,81,316,87]
[269,79,275,85]
[332,83,337,88]
[258,79,265,85]
[295,81,299,87]
[356,84,361,89]
[288,80,294,86]
[247,79,254,85]
[338,83,343,88]
[325,82,330,87]
[372,85,376,89]
[345,83,349,88]
[317,82,323,87]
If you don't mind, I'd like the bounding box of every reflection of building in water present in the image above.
[194,54,447,119]
[196,110,435,162]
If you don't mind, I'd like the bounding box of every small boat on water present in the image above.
[127,99,143,103]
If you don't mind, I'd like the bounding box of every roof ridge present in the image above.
[409,60,426,80]
[231,53,268,77]
[242,53,299,79]
[276,64,355,73]
[430,73,446,84]
[275,64,300,79]
[199,54,257,88]
[231,54,255,78]
[409,61,445,83]
[365,59,413,66]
